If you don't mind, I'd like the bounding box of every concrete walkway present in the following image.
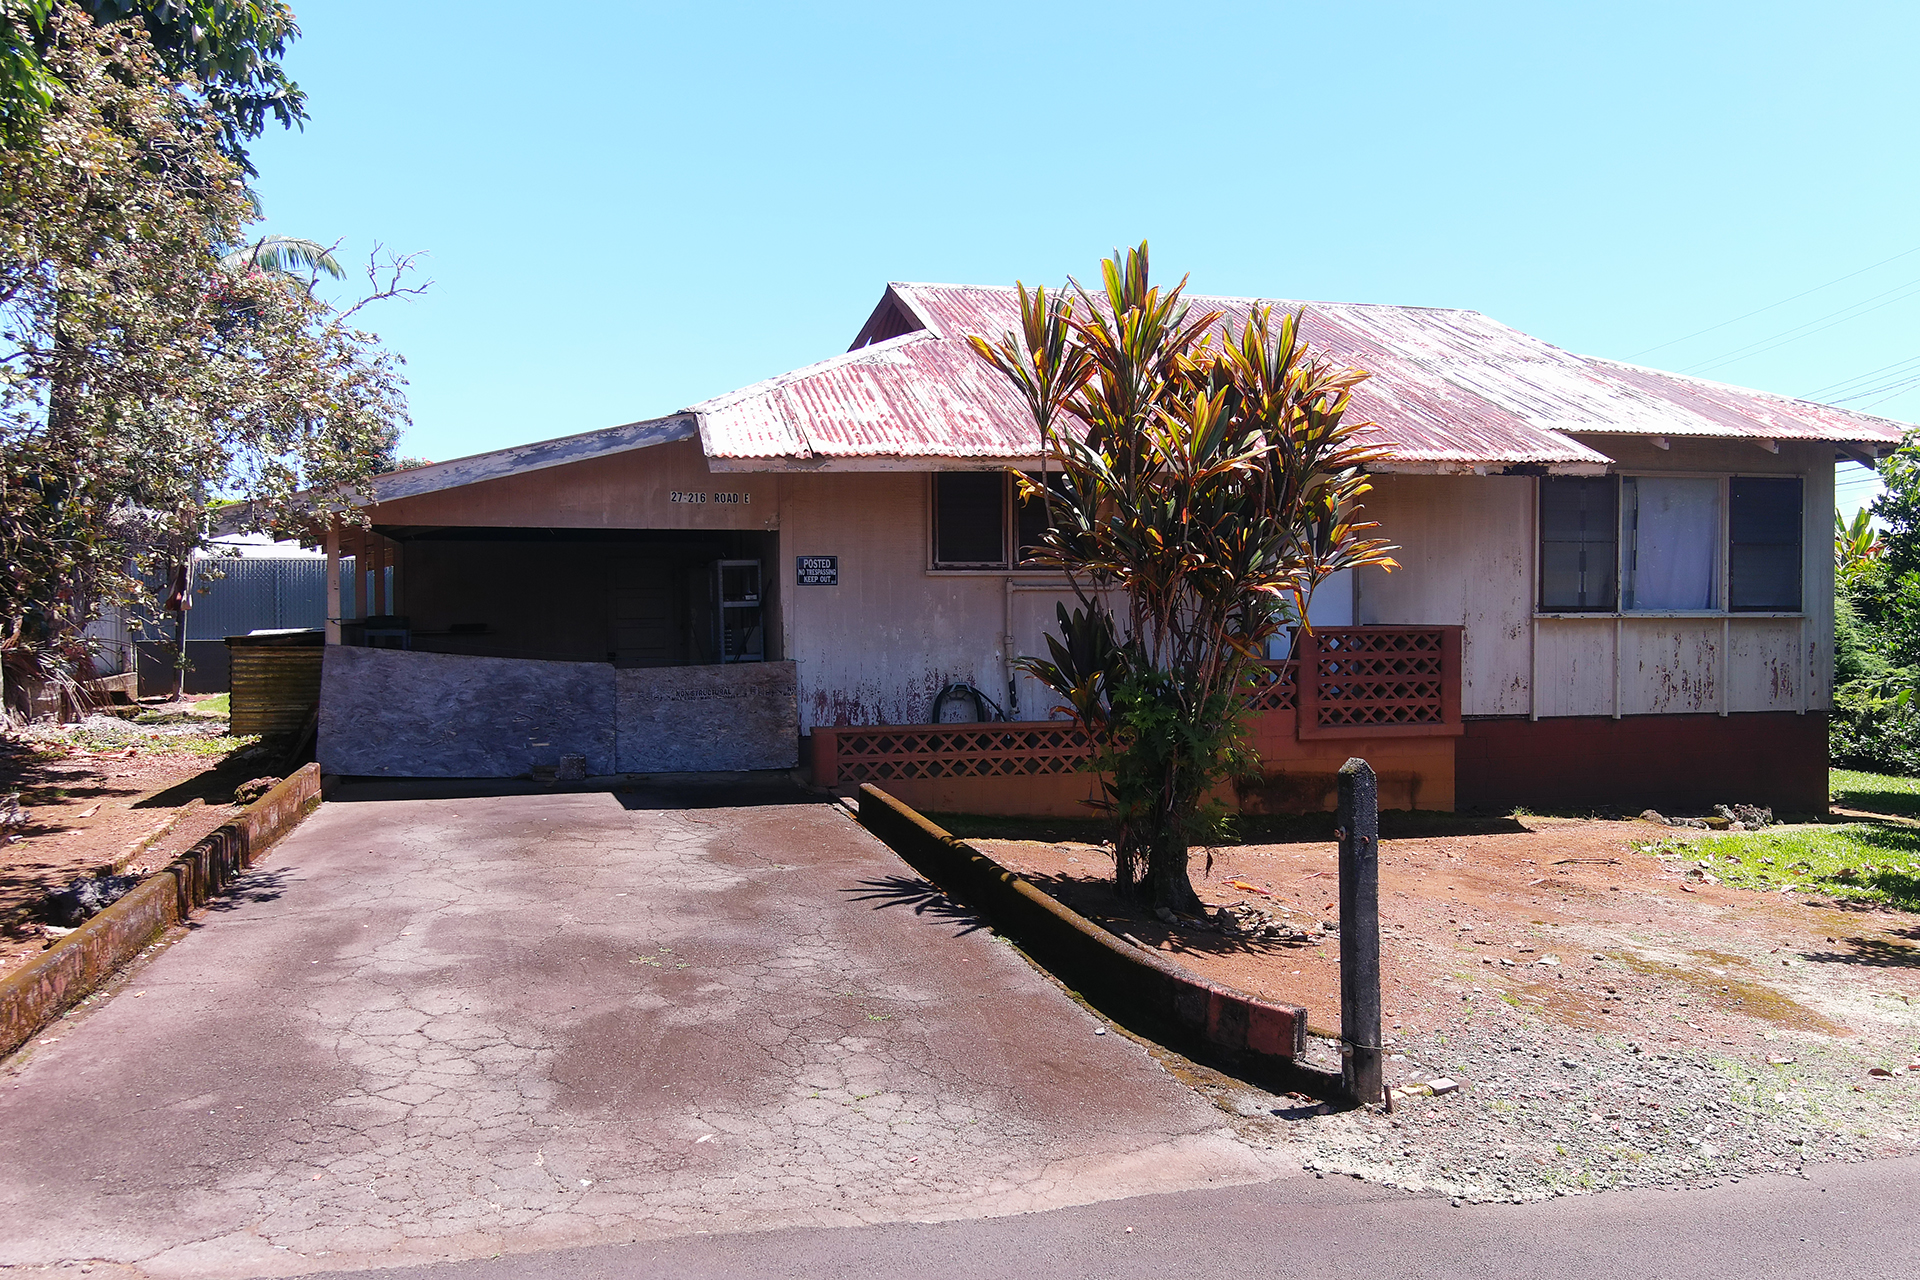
[0,784,1286,1278]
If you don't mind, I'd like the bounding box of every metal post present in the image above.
[1338,757,1383,1107]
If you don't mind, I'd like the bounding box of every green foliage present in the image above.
[0,15,416,715]
[1,0,303,168]
[1828,436,1920,773]
[1835,506,1883,593]
[970,244,1396,907]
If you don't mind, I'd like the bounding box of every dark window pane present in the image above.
[1539,476,1617,611]
[933,472,1007,567]
[1016,471,1067,565]
[1729,477,1802,611]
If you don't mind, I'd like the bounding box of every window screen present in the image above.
[1623,476,1719,611]
[933,472,1007,567]
[1729,477,1802,611]
[1539,477,1618,611]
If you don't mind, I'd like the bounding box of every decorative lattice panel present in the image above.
[1309,630,1447,729]
[1245,661,1299,714]
[834,724,1095,781]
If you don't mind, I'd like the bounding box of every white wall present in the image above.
[777,472,1084,730]
[1354,439,1836,719]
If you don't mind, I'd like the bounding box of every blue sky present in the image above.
[249,1,1919,513]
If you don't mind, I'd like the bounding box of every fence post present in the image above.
[1338,756,1383,1107]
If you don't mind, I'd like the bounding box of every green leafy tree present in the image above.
[0,14,415,713]
[1,0,303,165]
[970,245,1397,910]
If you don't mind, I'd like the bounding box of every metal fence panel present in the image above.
[186,555,330,640]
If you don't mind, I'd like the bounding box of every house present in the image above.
[313,282,1907,815]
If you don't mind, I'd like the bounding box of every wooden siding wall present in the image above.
[1354,440,1836,719]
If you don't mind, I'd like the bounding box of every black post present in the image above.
[1338,757,1383,1107]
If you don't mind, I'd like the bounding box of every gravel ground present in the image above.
[978,816,1920,1201]
[1194,1017,1920,1204]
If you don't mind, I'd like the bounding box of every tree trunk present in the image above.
[1143,818,1202,913]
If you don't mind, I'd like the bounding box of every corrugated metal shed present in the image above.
[693,282,1907,473]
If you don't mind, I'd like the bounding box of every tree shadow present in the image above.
[195,866,296,916]
[840,875,988,936]
[1804,919,1920,968]
[1016,869,1324,959]
[931,808,1528,848]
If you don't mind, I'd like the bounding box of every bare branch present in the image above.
[337,243,433,322]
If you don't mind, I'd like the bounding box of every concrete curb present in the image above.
[0,762,324,1058]
[857,783,1317,1082]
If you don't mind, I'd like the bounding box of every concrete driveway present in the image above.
[0,782,1286,1278]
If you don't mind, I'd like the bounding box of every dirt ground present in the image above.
[971,813,1920,1200]
[0,698,282,983]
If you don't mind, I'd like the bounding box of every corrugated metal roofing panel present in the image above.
[1576,357,1907,442]
[695,282,1901,469]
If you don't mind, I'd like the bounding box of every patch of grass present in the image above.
[1831,768,1920,819]
[1685,822,1920,912]
[178,733,260,758]
[193,693,230,717]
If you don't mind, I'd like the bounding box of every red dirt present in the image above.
[977,816,1920,1061]
[0,701,264,982]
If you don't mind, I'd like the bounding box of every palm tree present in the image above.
[219,235,343,286]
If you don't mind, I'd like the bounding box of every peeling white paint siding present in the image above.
[1533,621,1618,717]
[1354,475,1534,715]
[777,472,1078,731]
[1620,622,1721,714]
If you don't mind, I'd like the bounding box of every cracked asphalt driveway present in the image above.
[0,783,1286,1278]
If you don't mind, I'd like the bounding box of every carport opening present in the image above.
[355,526,781,667]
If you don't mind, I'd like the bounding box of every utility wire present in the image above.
[1628,243,1920,360]
[1805,353,1920,400]
[1679,276,1920,376]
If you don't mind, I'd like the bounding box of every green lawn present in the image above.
[1831,768,1920,819]
[1633,769,1920,913]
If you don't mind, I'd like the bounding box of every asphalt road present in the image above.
[319,1153,1920,1280]
[0,782,1285,1278]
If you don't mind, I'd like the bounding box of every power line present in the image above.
[1679,275,1920,376]
[1805,353,1920,399]
[1628,243,1920,360]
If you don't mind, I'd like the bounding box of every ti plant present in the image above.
[969,243,1397,910]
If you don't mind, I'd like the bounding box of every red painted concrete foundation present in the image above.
[1455,712,1828,815]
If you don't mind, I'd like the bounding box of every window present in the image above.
[1538,477,1617,611]
[1538,473,1805,614]
[932,471,1064,570]
[1729,477,1802,611]
[932,472,1007,568]
[1622,476,1718,611]
[1016,471,1067,565]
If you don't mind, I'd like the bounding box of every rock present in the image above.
[1154,907,1177,925]
[1536,955,1561,967]
[1639,809,1667,824]
[234,776,282,805]
[1868,1067,1894,1078]
[1767,1055,1796,1066]
[44,873,141,927]
[1429,1078,1460,1095]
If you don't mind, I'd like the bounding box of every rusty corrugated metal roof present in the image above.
[693,282,1907,471]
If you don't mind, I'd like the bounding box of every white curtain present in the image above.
[1626,477,1718,611]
